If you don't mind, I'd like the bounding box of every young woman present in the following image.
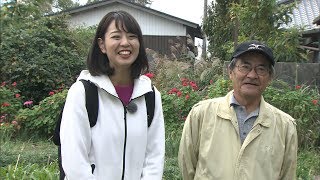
[60,11,165,180]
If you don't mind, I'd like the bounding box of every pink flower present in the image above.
[210,79,214,84]
[144,73,154,78]
[1,82,6,87]
[49,91,55,96]
[177,91,182,97]
[185,94,190,100]
[12,82,17,87]
[15,94,21,98]
[312,99,318,105]
[23,100,33,106]
[295,85,301,90]
[1,102,10,107]
[11,120,18,126]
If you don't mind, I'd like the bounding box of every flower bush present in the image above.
[16,89,67,137]
[0,82,23,140]
[161,78,203,126]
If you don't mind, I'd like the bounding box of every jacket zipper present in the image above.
[102,89,147,180]
[121,106,127,180]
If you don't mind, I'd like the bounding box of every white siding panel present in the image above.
[67,4,186,36]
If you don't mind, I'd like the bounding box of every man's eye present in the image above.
[241,65,251,70]
[256,66,267,71]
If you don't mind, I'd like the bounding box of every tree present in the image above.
[203,0,307,62]
[0,0,87,103]
[203,0,234,61]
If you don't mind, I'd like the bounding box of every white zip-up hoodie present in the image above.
[60,70,165,180]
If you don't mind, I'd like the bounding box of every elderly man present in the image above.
[178,40,298,180]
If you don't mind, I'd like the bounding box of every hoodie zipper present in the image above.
[121,106,127,180]
[102,89,147,180]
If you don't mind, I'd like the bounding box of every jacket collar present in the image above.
[77,70,153,99]
[217,91,272,128]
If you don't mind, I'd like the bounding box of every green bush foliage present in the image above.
[0,82,23,141]
[264,81,320,148]
[0,2,86,103]
[16,90,67,137]
[161,78,203,125]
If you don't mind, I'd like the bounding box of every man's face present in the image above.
[229,52,272,100]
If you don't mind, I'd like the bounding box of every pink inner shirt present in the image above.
[114,85,134,106]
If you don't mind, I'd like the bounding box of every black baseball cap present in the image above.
[232,40,275,66]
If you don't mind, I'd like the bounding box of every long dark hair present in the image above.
[87,11,149,79]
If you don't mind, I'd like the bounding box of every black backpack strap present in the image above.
[145,85,155,127]
[56,79,98,180]
[79,79,99,127]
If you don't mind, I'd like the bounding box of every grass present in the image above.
[0,125,319,179]
[0,138,57,167]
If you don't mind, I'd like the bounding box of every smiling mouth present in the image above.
[118,50,131,55]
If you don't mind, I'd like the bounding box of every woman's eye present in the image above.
[111,35,120,39]
[128,34,138,38]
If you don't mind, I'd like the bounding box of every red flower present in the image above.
[181,78,189,86]
[295,85,301,90]
[168,88,179,94]
[185,94,190,100]
[49,91,55,96]
[210,79,214,84]
[15,94,21,98]
[177,91,182,97]
[12,82,17,87]
[2,102,10,107]
[189,81,198,91]
[312,99,318,105]
[144,73,154,78]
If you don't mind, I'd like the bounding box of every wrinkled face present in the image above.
[98,20,140,71]
[229,52,272,100]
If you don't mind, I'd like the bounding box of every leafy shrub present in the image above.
[1,5,86,103]
[297,149,320,179]
[0,82,23,141]
[207,78,232,98]
[161,78,203,125]
[16,90,67,137]
[264,81,320,148]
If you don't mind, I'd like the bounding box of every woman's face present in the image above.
[98,20,140,71]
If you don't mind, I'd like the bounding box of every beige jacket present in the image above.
[178,91,297,180]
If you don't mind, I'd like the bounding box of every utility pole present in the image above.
[202,0,207,60]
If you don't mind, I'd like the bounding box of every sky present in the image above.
[150,0,213,25]
[150,0,214,58]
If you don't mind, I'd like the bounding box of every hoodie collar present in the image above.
[77,70,153,99]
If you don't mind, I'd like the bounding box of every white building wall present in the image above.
[290,0,320,29]
[67,4,186,36]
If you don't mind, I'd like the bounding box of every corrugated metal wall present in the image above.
[67,4,187,36]
[290,0,320,29]
[67,3,190,56]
